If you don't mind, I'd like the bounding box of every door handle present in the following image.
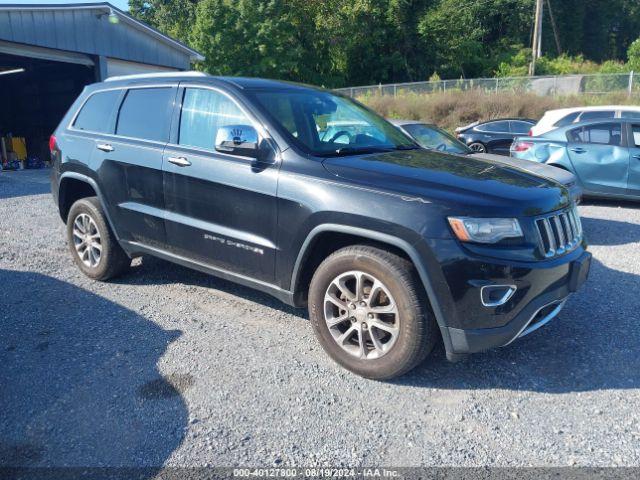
[633,154,640,160]
[570,147,586,154]
[96,143,114,152]
[167,156,191,167]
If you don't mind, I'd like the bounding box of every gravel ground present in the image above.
[1,169,639,469]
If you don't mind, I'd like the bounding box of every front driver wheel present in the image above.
[67,197,131,281]
[469,142,486,153]
[308,245,438,380]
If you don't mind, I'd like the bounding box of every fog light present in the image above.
[480,285,516,307]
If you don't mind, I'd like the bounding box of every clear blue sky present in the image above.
[7,0,129,11]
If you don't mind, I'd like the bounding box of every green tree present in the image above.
[628,38,640,72]
[191,0,313,81]
[128,0,200,44]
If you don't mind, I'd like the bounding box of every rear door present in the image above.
[626,123,640,197]
[162,85,279,283]
[477,121,512,154]
[566,122,629,196]
[91,85,177,247]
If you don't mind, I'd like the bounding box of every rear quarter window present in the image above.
[116,87,174,142]
[578,110,615,121]
[553,111,580,127]
[73,90,121,133]
[479,121,509,133]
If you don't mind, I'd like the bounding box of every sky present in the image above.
[6,0,130,11]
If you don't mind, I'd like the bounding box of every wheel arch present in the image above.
[58,172,120,240]
[289,224,448,330]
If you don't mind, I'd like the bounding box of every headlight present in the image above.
[448,217,523,244]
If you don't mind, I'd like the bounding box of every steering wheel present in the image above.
[436,143,447,151]
[329,130,351,143]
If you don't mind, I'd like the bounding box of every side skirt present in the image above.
[121,240,296,306]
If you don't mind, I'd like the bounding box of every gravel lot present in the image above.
[1,169,639,469]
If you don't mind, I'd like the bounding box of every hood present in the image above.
[470,152,577,187]
[322,149,571,216]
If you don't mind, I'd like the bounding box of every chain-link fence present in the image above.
[336,72,638,98]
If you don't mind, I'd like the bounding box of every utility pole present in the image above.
[529,0,544,76]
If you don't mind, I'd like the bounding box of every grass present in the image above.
[358,90,640,131]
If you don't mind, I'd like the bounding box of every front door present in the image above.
[627,123,640,197]
[566,122,629,197]
[162,86,279,283]
[91,86,177,247]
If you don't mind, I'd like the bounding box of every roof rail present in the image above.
[105,71,207,82]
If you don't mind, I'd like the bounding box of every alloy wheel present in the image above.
[323,270,400,360]
[72,213,102,268]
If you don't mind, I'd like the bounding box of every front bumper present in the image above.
[440,250,591,354]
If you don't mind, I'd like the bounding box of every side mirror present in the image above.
[215,124,259,158]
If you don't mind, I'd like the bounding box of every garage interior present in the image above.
[0,2,204,171]
[0,53,95,166]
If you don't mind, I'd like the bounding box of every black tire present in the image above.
[308,245,438,380]
[66,197,130,281]
[469,142,486,153]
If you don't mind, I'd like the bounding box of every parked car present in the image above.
[530,106,640,137]
[391,119,580,194]
[455,118,536,155]
[389,120,469,154]
[511,118,640,200]
[50,72,590,379]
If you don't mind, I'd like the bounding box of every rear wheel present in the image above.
[67,197,130,281]
[308,245,438,380]
[469,142,486,153]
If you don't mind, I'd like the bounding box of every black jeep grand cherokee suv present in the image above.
[50,73,591,379]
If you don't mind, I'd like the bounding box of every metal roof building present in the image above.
[0,2,204,164]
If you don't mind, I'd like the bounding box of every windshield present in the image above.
[402,123,470,154]
[249,89,418,156]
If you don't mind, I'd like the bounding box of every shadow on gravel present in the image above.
[0,170,51,200]
[579,215,640,246]
[108,218,640,394]
[0,269,187,472]
[116,256,303,318]
[581,197,640,210]
[395,255,640,393]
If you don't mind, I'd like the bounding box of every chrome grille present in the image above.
[535,206,582,258]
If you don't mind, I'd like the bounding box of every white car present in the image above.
[531,105,640,136]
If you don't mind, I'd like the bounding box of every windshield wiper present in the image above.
[327,145,419,156]
[329,146,395,156]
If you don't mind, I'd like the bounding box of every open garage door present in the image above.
[0,52,95,168]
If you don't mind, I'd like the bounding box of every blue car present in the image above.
[511,119,640,200]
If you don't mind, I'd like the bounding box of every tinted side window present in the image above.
[116,88,173,142]
[554,111,580,127]
[179,88,251,150]
[480,121,509,132]
[73,90,121,133]
[568,123,622,145]
[510,121,532,134]
[621,111,640,119]
[578,110,615,121]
